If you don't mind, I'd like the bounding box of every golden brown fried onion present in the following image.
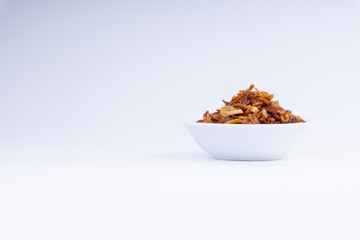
[197,84,305,124]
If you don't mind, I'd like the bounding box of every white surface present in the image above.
[186,122,314,160]
[0,0,360,239]
[0,144,359,240]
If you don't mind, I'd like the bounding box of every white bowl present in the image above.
[186,121,315,161]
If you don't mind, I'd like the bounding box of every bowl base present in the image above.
[211,155,284,161]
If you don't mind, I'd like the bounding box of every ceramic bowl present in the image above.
[186,121,315,160]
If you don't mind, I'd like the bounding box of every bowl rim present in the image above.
[184,120,316,128]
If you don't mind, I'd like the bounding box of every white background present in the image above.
[0,0,360,239]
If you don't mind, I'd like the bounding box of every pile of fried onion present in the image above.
[197,84,305,124]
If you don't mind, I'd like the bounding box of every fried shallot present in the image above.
[197,84,305,124]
